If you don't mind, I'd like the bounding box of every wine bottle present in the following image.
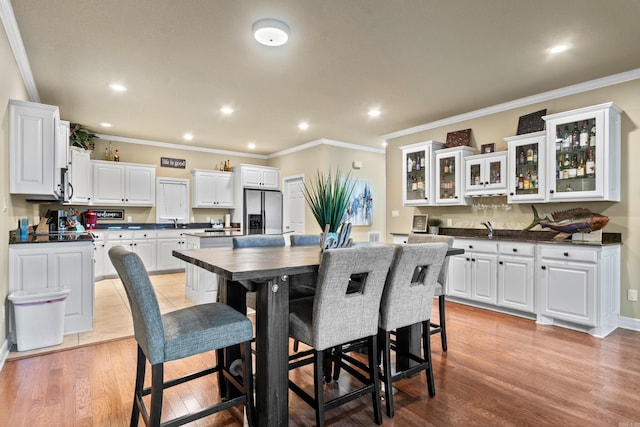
[526,146,533,162]
[589,122,597,146]
[450,159,455,173]
[411,174,417,190]
[443,160,449,174]
[562,126,571,152]
[580,121,589,147]
[407,156,413,172]
[572,122,580,150]
[415,153,420,170]
[586,149,595,176]
[533,147,538,163]
[576,153,585,177]
[519,149,525,165]
[420,154,425,169]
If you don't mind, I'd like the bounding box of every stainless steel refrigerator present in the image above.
[244,189,283,235]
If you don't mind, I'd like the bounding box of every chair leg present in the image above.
[241,341,256,427]
[422,321,436,397]
[380,330,394,418]
[293,339,300,353]
[314,350,326,427]
[367,335,383,425]
[216,348,227,400]
[439,294,447,351]
[149,363,164,426]
[131,345,146,427]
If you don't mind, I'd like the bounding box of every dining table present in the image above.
[173,242,463,427]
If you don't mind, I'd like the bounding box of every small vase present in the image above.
[429,226,440,235]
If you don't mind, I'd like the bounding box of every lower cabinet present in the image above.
[184,235,233,304]
[448,239,498,305]
[156,230,190,271]
[497,242,535,312]
[9,241,95,337]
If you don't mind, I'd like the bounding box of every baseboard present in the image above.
[617,316,640,332]
[0,339,9,372]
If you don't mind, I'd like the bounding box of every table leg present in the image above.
[395,323,421,371]
[218,279,246,400]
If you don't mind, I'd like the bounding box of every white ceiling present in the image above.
[9,0,640,155]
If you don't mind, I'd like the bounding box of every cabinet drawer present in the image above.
[453,239,498,254]
[537,245,598,263]
[107,231,133,240]
[157,229,189,239]
[498,242,534,257]
[133,230,156,239]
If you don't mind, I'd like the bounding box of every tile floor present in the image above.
[7,273,193,361]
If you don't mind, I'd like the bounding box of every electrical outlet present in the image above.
[447,218,453,227]
[628,289,639,302]
[391,210,400,217]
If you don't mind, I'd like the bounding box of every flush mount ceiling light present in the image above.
[368,108,381,118]
[252,18,290,46]
[109,83,127,92]
[220,106,234,116]
[298,122,309,130]
[100,122,112,128]
[183,133,194,141]
[548,43,570,54]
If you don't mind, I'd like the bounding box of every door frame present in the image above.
[283,174,306,234]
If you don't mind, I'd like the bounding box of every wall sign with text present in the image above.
[161,157,186,169]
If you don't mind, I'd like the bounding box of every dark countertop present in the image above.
[93,222,216,230]
[393,227,622,245]
[185,230,244,238]
[10,231,94,244]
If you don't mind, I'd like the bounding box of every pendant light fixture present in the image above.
[252,18,290,46]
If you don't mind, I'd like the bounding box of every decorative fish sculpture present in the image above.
[524,206,609,234]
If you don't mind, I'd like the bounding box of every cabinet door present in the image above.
[447,255,471,298]
[93,162,125,204]
[403,146,431,205]
[68,147,92,204]
[435,151,465,205]
[126,165,155,206]
[538,259,596,326]
[133,239,157,271]
[215,173,235,206]
[9,100,60,197]
[506,132,546,203]
[192,171,216,207]
[242,167,262,188]
[93,239,106,279]
[471,253,498,304]
[498,255,535,312]
[261,168,279,189]
[156,238,185,270]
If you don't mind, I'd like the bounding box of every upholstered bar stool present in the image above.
[109,246,255,427]
[288,245,394,427]
[406,233,454,351]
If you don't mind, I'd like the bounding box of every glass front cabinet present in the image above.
[401,141,444,206]
[505,131,546,203]
[434,146,475,205]
[464,151,508,197]
[543,102,621,202]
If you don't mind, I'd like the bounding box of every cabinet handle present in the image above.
[541,265,546,270]
[564,252,569,257]
[509,192,514,196]
[469,245,473,249]
[465,258,470,261]
[499,261,503,265]
[471,258,476,262]
[549,189,555,194]
[512,248,518,252]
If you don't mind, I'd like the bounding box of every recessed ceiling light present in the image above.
[549,44,570,54]
[298,122,309,130]
[248,142,256,150]
[183,133,194,141]
[109,83,128,92]
[368,108,381,118]
[252,18,290,47]
[382,141,388,147]
[100,122,112,128]
[220,106,234,116]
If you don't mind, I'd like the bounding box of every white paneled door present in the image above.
[283,175,306,234]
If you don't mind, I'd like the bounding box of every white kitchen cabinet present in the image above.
[156,229,190,271]
[401,141,444,206]
[184,234,233,304]
[505,131,546,203]
[448,239,498,304]
[497,242,535,313]
[191,169,234,208]
[92,231,107,278]
[9,99,66,200]
[92,160,156,206]
[464,151,507,196]
[434,146,475,205]
[66,146,92,204]
[100,230,157,277]
[9,241,95,337]
[536,243,619,337]
[543,102,621,202]
[235,165,279,189]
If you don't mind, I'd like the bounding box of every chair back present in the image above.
[232,234,285,248]
[379,243,448,331]
[311,245,394,350]
[406,234,453,286]
[290,233,321,246]
[108,246,165,364]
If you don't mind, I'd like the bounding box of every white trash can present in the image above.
[9,287,70,351]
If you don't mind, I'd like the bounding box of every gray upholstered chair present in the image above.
[407,233,454,351]
[232,234,285,248]
[288,245,394,427]
[108,246,255,427]
[378,242,448,417]
[289,233,321,247]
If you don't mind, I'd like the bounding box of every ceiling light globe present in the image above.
[253,18,290,46]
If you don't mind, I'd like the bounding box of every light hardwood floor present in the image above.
[2,274,640,426]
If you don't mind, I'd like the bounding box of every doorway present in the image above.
[283,174,306,234]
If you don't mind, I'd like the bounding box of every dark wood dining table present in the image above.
[173,242,463,427]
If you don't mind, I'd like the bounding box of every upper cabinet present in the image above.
[401,141,444,206]
[435,146,475,205]
[543,102,621,202]
[235,165,279,189]
[9,99,67,200]
[191,169,234,208]
[464,151,507,197]
[66,147,92,205]
[505,131,546,204]
[92,160,156,206]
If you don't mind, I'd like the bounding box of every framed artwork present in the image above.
[481,143,496,154]
[411,214,428,233]
[516,109,547,135]
[345,181,373,226]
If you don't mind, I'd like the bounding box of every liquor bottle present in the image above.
[572,122,580,150]
[443,159,449,174]
[562,126,571,152]
[415,153,420,170]
[113,149,120,162]
[586,149,595,176]
[557,157,563,179]
[589,122,597,146]
[103,147,109,160]
[420,154,425,169]
[531,168,538,189]
[407,156,413,172]
[519,149,525,165]
[576,153,585,177]
[518,174,524,190]
[450,159,455,173]
[526,146,533,162]
[411,174,418,191]
[568,154,577,178]
[533,147,538,163]
[580,121,589,147]
[417,175,424,190]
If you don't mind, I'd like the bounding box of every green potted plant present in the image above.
[69,123,98,151]
[303,168,356,236]
[428,217,442,235]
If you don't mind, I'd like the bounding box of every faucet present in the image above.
[172,218,179,229]
[481,221,493,239]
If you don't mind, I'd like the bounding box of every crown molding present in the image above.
[0,0,40,102]
[382,68,640,141]
[267,138,385,159]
